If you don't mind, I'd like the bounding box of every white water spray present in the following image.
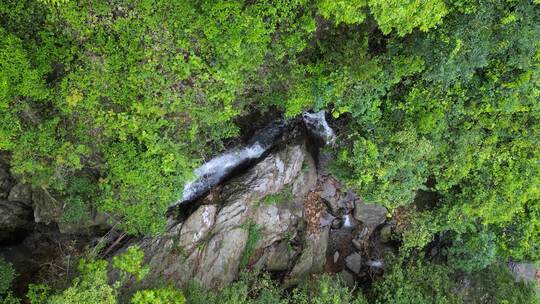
[302,110,336,146]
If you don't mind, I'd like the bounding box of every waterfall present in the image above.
[168,111,336,213]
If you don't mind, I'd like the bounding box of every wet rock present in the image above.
[8,183,32,206]
[317,152,334,176]
[353,201,387,230]
[319,211,335,228]
[0,166,14,199]
[32,188,63,224]
[345,252,362,274]
[285,226,330,287]
[178,205,217,252]
[337,270,356,287]
[340,190,358,213]
[331,218,343,229]
[0,200,32,241]
[380,225,392,243]
[264,242,296,272]
[319,178,356,216]
[194,227,248,289]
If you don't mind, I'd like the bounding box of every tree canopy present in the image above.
[1,0,538,271]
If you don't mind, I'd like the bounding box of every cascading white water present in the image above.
[167,120,287,212]
[168,111,337,213]
[180,143,266,203]
[302,110,336,146]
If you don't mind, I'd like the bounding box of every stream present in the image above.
[167,110,336,213]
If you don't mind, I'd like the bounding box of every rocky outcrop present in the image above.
[0,200,32,241]
[122,117,393,291]
[0,162,34,242]
[138,140,318,289]
[0,160,111,240]
[8,183,32,206]
[353,202,388,231]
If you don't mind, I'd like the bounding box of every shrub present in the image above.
[372,257,461,304]
[0,257,15,295]
[131,287,185,304]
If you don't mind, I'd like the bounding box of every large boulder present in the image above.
[8,183,32,206]
[0,200,32,242]
[137,141,319,289]
[284,226,330,287]
[32,188,63,225]
[353,201,388,230]
[31,187,111,234]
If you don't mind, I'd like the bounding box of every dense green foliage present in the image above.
[0,257,15,295]
[18,254,538,304]
[1,0,539,301]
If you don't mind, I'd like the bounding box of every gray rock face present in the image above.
[0,166,14,199]
[32,188,63,225]
[337,270,356,287]
[285,226,330,287]
[8,183,32,206]
[194,227,248,288]
[302,111,336,146]
[138,141,320,289]
[262,241,296,272]
[0,200,32,241]
[353,201,387,230]
[345,252,362,274]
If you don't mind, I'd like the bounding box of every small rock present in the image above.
[320,179,340,214]
[357,226,369,239]
[8,183,32,206]
[333,251,340,263]
[352,238,363,251]
[337,270,356,287]
[345,252,362,274]
[317,152,334,176]
[331,218,343,229]
[319,211,335,228]
[380,225,392,243]
[353,201,387,230]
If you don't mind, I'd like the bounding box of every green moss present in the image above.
[239,223,262,269]
[258,185,293,206]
